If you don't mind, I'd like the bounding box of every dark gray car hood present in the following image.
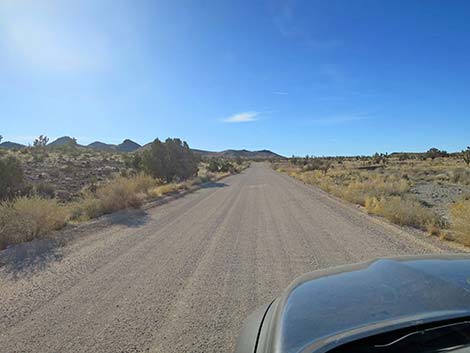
[261,254,470,353]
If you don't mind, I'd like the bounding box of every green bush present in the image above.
[207,159,220,172]
[123,153,143,171]
[463,147,470,166]
[207,159,234,173]
[425,148,448,160]
[0,155,24,200]
[142,138,199,182]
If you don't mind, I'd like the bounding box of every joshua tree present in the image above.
[319,160,332,175]
[373,152,388,165]
[463,147,470,166]
[291,156,299,165]
[32,135,49,162]
[33,135,49,148]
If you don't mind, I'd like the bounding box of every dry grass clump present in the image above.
[71,173,201,221]
[275,157,470,245]
[72,175,157,221]
[0,196,69,247]
[365,196,438,230]
[0,164,239,247]
[276,161,444,234]
[131,173,160,193]
[450,200,470,246]
[148,183,186,198]
[94,177,147,210]
[290,169,410,206]
[70,196,102,221]
[450,168,470,185]
[339,176,409,205]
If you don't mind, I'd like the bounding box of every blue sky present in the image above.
[1,0,469,156]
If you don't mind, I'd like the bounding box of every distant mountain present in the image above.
[116,139,141,152]
[193,149,284,160]
[86,139,141,152]
[141,143,283,159]
[87,141,115,151]
[48,136,83,148]
[0,141,26,149]
[0,136,281,158]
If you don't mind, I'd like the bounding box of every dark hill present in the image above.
[116,139,141,152]
[192,149,284,160]
[86,140,141,152]
[87,141,115,151]
[48,136,82,147]
[0,141,26,149]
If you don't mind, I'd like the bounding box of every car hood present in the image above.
[261,254,470,353]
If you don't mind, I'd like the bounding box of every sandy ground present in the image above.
[0,163,463,353]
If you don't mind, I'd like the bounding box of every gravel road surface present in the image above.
[0,163,460,353]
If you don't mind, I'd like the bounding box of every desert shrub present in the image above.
[71,194,103,221]
[326,174,410,206]
[94,177,145,213]
[219,160,234,173]
[398,153,410,161]
[34,182,56,198]
[148,183,182,198]
[426,222,442,237]
[200,171,216,182]
[32,152,46,163]
[450,200,470,246]
[372,152,388,165]
[53,138,80,157]
[425,148,448,160]
[0,155,24,200]
[131,173,159,193]
[70,192,104,222]
[184,177,203,187]
[207,159,235,173]
[72,175,157,220]
[207,159,221,172]
[0,196,69,247]
[286,165,435,230]
[142,138,199,182]
[450,168,470,185]
[365,196,438,229]
[123,153,143,171]
[303,159,322,171]
[463,147,470,166]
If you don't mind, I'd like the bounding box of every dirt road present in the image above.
[0,163,459,353]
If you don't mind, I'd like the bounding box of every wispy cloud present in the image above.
[274,91,288,95]
[221,112,259,123]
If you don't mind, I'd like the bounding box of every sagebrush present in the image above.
[0,196,69,247]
